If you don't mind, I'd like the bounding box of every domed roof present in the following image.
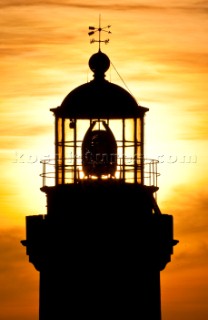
[51,51,149,119]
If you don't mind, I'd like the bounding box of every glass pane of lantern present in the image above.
[124,119,134,183]
[64,119,74,183]
[108,119,122,141]
[65,119,74,160]
[108,119,122,178]
[125,119,134,141]
[77,119,91,178]
[57,117,62,142]
[57,117,63,184]
[137,118,142,183]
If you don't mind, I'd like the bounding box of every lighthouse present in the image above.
[21,22,178,320]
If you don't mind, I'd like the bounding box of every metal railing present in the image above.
[40,157,160,188]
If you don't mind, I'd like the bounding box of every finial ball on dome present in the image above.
[89,51,110,77]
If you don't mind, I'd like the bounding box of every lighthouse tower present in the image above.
[21,23,178,320]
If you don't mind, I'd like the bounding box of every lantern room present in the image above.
[42,50,158,187]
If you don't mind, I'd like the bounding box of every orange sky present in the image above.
[0,1,208,319]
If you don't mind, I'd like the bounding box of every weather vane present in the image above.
[88,15,111,51]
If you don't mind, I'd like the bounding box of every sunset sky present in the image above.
[0,0,208,319]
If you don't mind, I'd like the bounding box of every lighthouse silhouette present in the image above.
[21,22,178,320]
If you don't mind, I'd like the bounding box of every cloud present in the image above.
[161,52,208,73]
[159,184,208,275]
[165,184,208,234]
[0,228,37,293]
[174,240,208,270]
[162,184,208,257]
[0,123,52,137]
[176,2,208,15]
[0,227,39,319]
[0,0,207,14]
[179,122,208,140]
[0,0,165,10]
